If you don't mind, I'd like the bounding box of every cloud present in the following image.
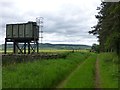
[0,0,101,45]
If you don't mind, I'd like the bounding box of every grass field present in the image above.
[0,54,2,89]
[2,52,90,88]
[2,51,119,88]
[98,53,118,88]
[0,49,89,54]
[0,65,2,89]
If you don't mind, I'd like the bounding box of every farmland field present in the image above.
[0,47,89,53]
[2,51,119,88]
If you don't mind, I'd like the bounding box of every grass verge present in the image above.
[98,53,118,88]
[0,65,2,89]
[2,52,90,88]
[0,54,2,89]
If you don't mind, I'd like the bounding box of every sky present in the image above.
[0,0,101,46]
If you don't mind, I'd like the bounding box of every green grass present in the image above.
[2,52,90,88]
[0,65,2,89]
[98,53,118,88]
[63,53,97,88]
[0,54,2,89]
[2,51,118,88]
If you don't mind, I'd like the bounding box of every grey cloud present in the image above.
[43,14,90,35]
[0,0,100,45]
[0,0,15,7]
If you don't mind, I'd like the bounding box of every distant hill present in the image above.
[40,43,91,50]
[0,43,91,50]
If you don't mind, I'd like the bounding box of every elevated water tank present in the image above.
[6,22,39,40]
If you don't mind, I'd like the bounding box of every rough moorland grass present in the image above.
[98,53,118,88]
[63,53,97,88]
[2,52,90,88]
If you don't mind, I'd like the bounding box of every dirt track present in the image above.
[95,57,101,89]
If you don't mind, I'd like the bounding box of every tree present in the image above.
[91,44,100,53]
[89,2,120,55]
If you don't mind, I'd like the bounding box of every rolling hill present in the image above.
[0,43,91,50]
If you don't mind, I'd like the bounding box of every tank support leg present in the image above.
[13,41,16,54]
[28,42,30,54]
[24,42,26,54]
[4,40,7,54]
[37,41,39,53]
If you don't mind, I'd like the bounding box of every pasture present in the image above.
[1,50,119,88]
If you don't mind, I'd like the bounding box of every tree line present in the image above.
[89,2,120,56]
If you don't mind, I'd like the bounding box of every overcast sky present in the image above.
[0,0,101,45]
